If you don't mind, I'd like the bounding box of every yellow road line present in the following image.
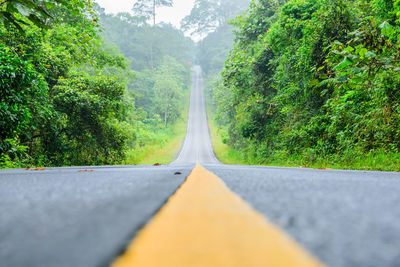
[112,164,325,267]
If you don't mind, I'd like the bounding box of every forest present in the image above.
[0,0,193,167]
[2,0,400,170]
[209,0,400,170]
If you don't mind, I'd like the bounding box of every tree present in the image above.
[52,74,127,165]
[0,0,95,33]
[132,0,174,68]
[153,56,185,126]
[0,45,49,162]
[132,0,173,26]
[210,0,400,169]
[100,12,193,71]
[196,24,234,76]
[1,0,133,167]
[181,0,248,37]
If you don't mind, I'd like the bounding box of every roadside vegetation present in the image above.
[199,0,400,171]
[2,0,399,171]
[125,89,190,165]
[0,0,193,168]
[207,102,246,165]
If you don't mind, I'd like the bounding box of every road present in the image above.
[172,66,219,165]
[1,66,400,267]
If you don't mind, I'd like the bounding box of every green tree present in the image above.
[0,45,50,165]
[153,56,186,126]
[1,0,135,167]
[0,0,96,33]
[132,0,173,26]
[211,0,400,168]
[52,74,127,165]
[181,0,248,37]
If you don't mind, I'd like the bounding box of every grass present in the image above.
[207,114,247,165]
[257,149,400,172]
[206,99,249,165]
[130,117,187,165]
[124,91,190,165]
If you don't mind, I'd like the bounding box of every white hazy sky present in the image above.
[95,0,195,28]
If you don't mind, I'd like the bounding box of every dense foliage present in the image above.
[212,0,400,168]
[0,0,95,33]
[99,9,193,146]
[100,10,193,72]
[0,1,193,168]
[0,1,130,167]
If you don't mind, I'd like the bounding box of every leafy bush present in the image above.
[0,45,50,163]
[50,74,127,165]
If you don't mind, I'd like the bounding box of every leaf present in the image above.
[332,40,343,46]
[337,75,348,82]
[352,76,364,83]
[380,58,392,64]
[320,89,328,96]
[309,79,319,87]
[331,49,346,55]
[10,2,33,17]
[351,67,362,73]
[379,21,392,30]
[334,56,354,70]
[359,48,368,57]
[345,46,354,53]
[32,5,51,18]
[27,14,48,28]
[46,2,56,9]
[380,21,394,36]
[1,12,27,34]
[0,0,54,31]
[365,51,376,58]
[348,30,362,37]
[0,12,5,24]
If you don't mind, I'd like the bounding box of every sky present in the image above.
[95,0,195,28]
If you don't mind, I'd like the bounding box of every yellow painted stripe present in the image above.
[112,164,325,267]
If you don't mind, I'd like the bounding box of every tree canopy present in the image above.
[0,0,193,168]
[181,0,248,37]
[132,0,173,25]
[0,0,96,33]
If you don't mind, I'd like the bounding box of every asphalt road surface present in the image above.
[172,66,219,165]
[1,66,399,267]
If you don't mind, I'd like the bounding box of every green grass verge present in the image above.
[124,91,190,165]
[264,149,400,172]
[207,114,247,165]
[206,98,249,165]
[124,118,187,165]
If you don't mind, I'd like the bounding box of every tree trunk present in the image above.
[153,0,156,26]
[149,0,156,69]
